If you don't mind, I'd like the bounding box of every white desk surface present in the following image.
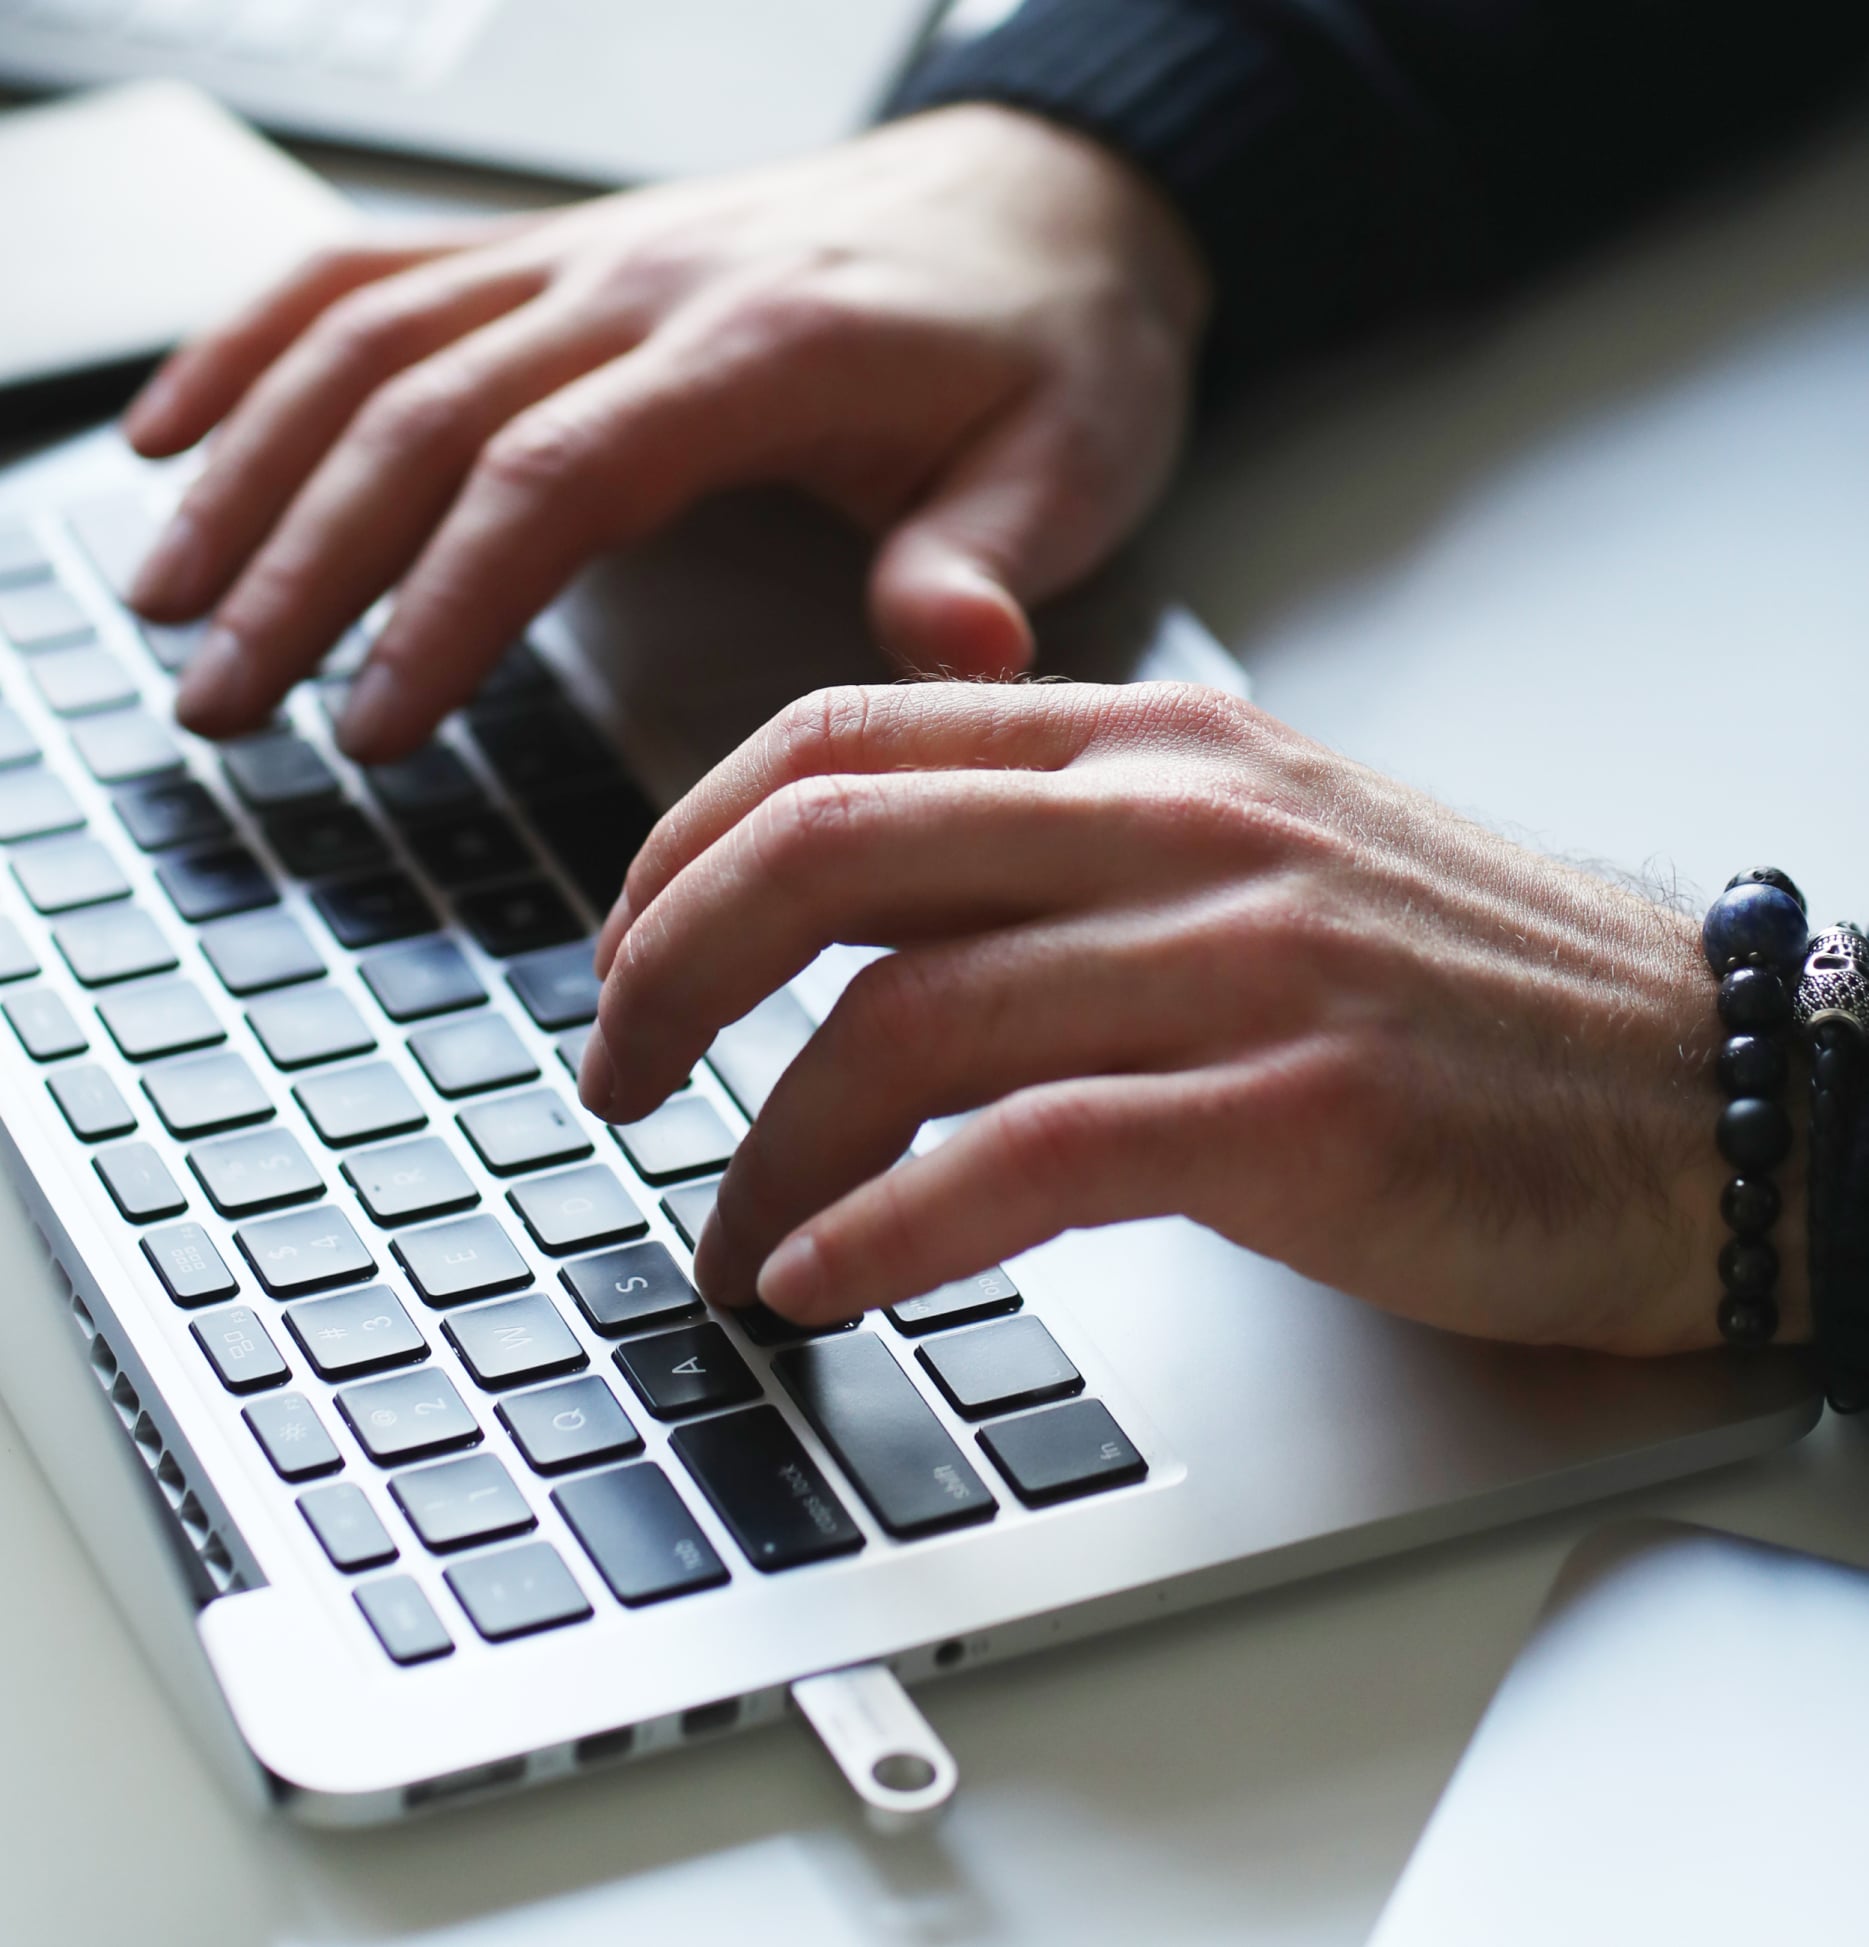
[8,109,1869,1947]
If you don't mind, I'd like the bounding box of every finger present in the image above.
[171,291,641,740]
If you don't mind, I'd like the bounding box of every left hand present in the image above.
[579,681,1776,1356]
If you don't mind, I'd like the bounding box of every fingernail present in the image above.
[337,659,406,762]
[173,625,252,733]
[758,1231,825,1318]
[129,506,208,615]
[577,1029,616,1119]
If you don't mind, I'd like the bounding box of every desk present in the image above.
[6,109,1869,1947]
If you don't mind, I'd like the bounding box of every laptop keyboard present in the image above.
[0,491,1149,1669]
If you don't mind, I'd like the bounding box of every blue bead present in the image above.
[1702,882,1808,975]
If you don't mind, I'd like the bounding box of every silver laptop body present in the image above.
[0,425,1820,1825]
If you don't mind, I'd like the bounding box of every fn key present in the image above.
[976,1399,1148,1507]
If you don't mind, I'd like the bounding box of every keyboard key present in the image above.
[445,1541,590,1642]
[553,1463,728,1607]
[236,1206,376,1296]
[365,743,483,822]
[470,699,617,796]
[444,1293,587,1390]
[0,521,51,588]
[455,878,582,959]
[142,1050,273,1138]
[612,1095,736,1185]
[342,1135,477,1225]
[358,937,484,1022]
[976,1399,1148,1506]
[508,1164,644,1255]
[526,781,657,908]
[671,1406,864,1573]
[560,1240,701,1337]
[294,1062,426,1149]
[554,1025,589,1075]
[190,1127,322,1215]
[191,1304,288,1393]
[0,916,34,983]
[11,834,130,912]
[312,871,438,949]
[300,1482,399,1571]
[0,702,37,769]
[405,809,531,887]
[69,709,183,784]
[407,1013,536,1097]
[498,1377,642,1474]
[5,986,87,1060]
[55,906,178,986]
[138,620,204,673]
[916,1317,1083,1420]
[221,731,338,810]
[49,1063,136,1140]
[318,627,372,679]
[475,639,555,703]
[97,977,224,1060]
[63,493,154,599]
[0,579,93,651]
[337,1369,481,1465]
[613,1322,759,1421]
[775,1335,996,1539]
[732,1301,859,1348]
[158,844,277,922]
[30,644,136,716]
[94,1141,187,1222]
[457,1089,591,1176]
[244,1391,342,1481]
[285,1285,427,1379]
[141,1221,238,1307]
[392,1214,532,1307]
[355,1575,452,1663]
[885,1266,1022,1337]
[706,988,815,1118]
[659,1176,719,1250]
[262,802,387,879]
[506,940,601,1030]
[247,984,375,1070]
[0,768,84,842]
[391,1452,535,1552]
[115,779,230,853]
[199,910,324,995]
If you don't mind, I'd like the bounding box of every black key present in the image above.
[221,731,339,810]
[285,1285,427,1379]
[191,1304,288,1393]
[97,978,224,1061]
[455,878,582,959]
[457,1089,591,1176]
[236,1206,376,1296]
[525,781,656,907]
[392,1214,532,1307]
[115,779,230,853]
[560,1241,701,1337]
[343,1136,478,1226]
[0,916,34,982]
[358,937,484,1022]
[355,1575,452,1663]
[508,1164,644,1255]
[300,1483,398,1571]
[613,1322,760,1421]
[142,1050,273,1137]
[0,579,93,649]
[976,1399,1148,1506]
[474,639,555,703]
[247,984,375,1070]
[885,1266,1022,1337]
[0,768,84,843]
[200,910,324,995]
[244,1391,342,1481]
[553,1463,728,1607]
[11,834,130,912]
[706,989,814,1118]
[190,1128,322,1215]
[29,644,135,716]
[157,845,277,922]
[775,1334,997,1539]
[444,1293,587,1390]
[56,906,177,986]
[0,520,52,587]
[337,1369,480,1465]
[294,1062,426,1148]
[498,1377,642,1474]
[506,940,601,1030]
[365,743,484,823]
[732,1302,860,1348]
[263,802,387,879]
[407,1013,537,1097]
[612,1096,736,1185]
[141,1221,238,1307]
[469,700,617,798]
[313,871,438,949]
[445,1541,590,1642]
[917,1317,1083,1421]
[139,620,204,673]
[49,1063,136,1140]
[391,1452,535,1552]
[69,709,183,784]
[405,810,532,887]
[554,1025,589,1076]
[94,1141,187,1221]
[5,987,86,1060]
[671,1406,864,1572]
[659,1176,719,1250]
[0,703,37,769]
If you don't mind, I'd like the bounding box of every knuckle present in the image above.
[996,1088,1104,1200]
[763,686,877,785]
[717,277,856,363]
[479,405,597,501]
[747,772,879,879]
[311,288,427,369]
[353,364,477,455]
[833,956,937,1069]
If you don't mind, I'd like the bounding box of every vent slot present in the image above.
[573,1726,635,1768]
[680,1698,741,1739]
[405,1758,527,1811]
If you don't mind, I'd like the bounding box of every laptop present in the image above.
[0,0,940,184]
[1371,1520,1865,1944]
[0,421,1823,1825]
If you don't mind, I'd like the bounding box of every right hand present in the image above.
[123,104,1212,764]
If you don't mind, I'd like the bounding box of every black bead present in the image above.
[1721,1176,1781,1235]
[1718,1237,1778,1297]
[1716,1033,1788,1099]
[1718,1293,1779,1347]
[1716,1097,1793,1171]
[1718,967,1791,1031]
[1815,1043,1848,1090]
[1725,867,1808,917]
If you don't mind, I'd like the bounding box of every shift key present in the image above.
[670,1406,863,1572]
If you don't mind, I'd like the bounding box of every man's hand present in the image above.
[579,681,1784,1357]
[123,106,1210,763]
